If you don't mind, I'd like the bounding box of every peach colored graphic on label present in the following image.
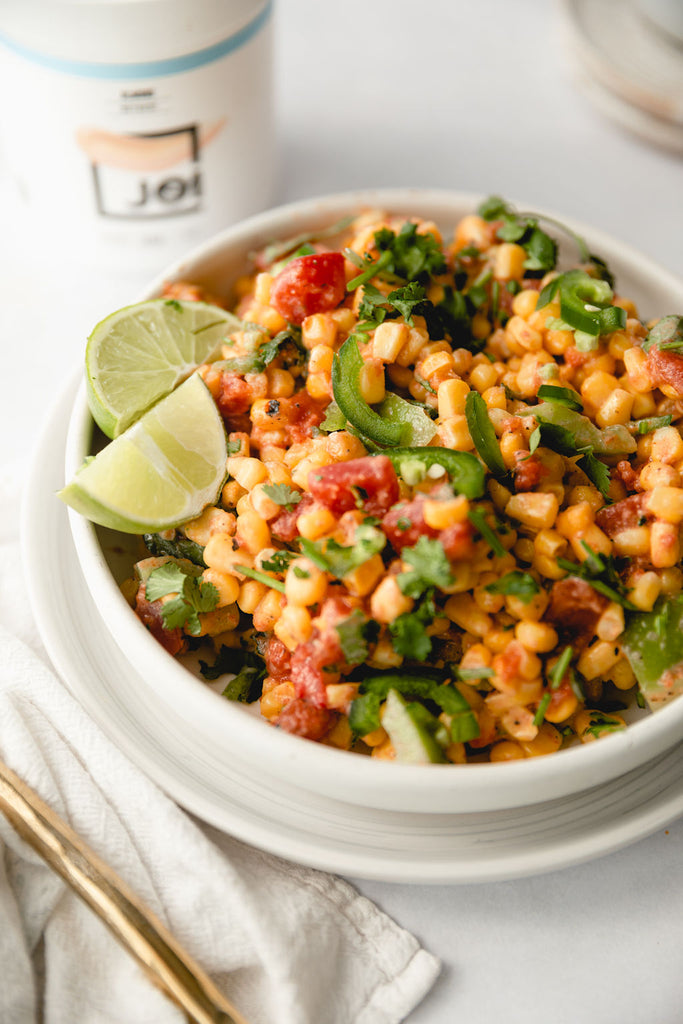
[75,119,227,171]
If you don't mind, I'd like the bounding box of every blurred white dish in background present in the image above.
[62,188,683,818]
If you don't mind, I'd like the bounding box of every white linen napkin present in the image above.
[0,463,440,1024]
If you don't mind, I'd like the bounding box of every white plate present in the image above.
[23,372,683,883]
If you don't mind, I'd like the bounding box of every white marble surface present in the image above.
[2,1,683,1021]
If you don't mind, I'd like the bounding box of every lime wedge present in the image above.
[59,373,227,533]
[86,298,236,438]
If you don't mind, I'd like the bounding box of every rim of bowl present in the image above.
[65,187,683,813]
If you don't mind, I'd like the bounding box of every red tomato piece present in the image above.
[647,346,683,395]
[308,455,400,517]
[381,496,439,552]
[134,585,187,657]
[276,699,336,741]
[269,252,346,325]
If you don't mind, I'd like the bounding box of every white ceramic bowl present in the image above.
[64,187,683,814]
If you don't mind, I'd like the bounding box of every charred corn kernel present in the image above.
[291,450,334,490]
[423,495,469,530]
[639,461,680,490]
[578,640,621,680]
[434,414,474,451]
[235,510,270,554]
[325,430,367,462]
[308,344,335,376]
[396,325,430,366]
[260,682,296,720]
[273,604,313,650]
[623,346,652,392]
[252,589,286,632]
[506,315,543,352]
[511,288,539,318]
[520,721,562,756]
[580,370,619,409]
[651,426,683,465]
[596,602,625,641]
[201,569,240,608]
[659,566,683,594]
[628,570,661,611]
[610,658,636,691]
[301,312,337,349]
[266,367,295,398]
[444,594,492,637]
[596,388,634,427]
[251,398,289,431]
[343,553,385,597]
[505,491,559,531]
[237,579,268,614]
[493,242,526,280]
[490,740,526,761]
[370,576,414,623]
[227,456,269,491]
[358,359,386,404]
[284,558,328,607]
[203,534,249,576]
[515,620,558,653]
[371,320,409,362]
[612,526,651,557]
[651,520,681,568]
[295,504,336,541]
[183,506,236,545]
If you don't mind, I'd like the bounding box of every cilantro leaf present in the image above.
[485,571,541,604]
[262,483,302,511]
[335,609,376,665]
[556,543,637,610]
[397,537,454,598]
[373,222,447,283]
[145,562,219,636]
[389,594,436,661]
[584,710,626,738]
[221,326,304,374]
[300,524,386,580]
[260,550,296,573]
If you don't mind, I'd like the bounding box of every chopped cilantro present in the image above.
[199,647,266,703]
[260,550,295,573]
[389,594,436,662]
[335,609,375,665]
[397,536,455,599]
[633,414,673,435]
[300,524,386,580]
[292,565,310,579]
[467,507,506,558]
[556,543,637,610]
[485,571,541,603]
[221,326,304,374]
[373,222,447,283]
[145,562,219,636]
[226,439,244,455]
[584,710,626,738]
[233,564,286,593]
[262,483,302,511]
[549,645,573,689]
[533,692,552,726]
[143,532,206,568]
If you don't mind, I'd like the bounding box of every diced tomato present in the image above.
[595,493,648,537]
[309,455,400,516]
[513,451,546,492]
[646,346,683,394]
[270,493,314,542]
[615,459,639,491]
[547,577,609,642]
[276,699,336,740]
[440,521,475,561]
[216,372,251,418]
[269,252,347,325]
[285,390,327,445]
[264,635,292,680]
[134,585,187,656]
[382,496,439,552]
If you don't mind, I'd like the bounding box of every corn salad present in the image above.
[129,197,683,764]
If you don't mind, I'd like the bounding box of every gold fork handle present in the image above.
[0,760,250,1024]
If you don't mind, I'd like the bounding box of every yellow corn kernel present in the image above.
[291,450,334,490]
[459,644,493,676]
[394,324,429,367]
[570,523,613,561]
[515,353,547,396]
[639,461,680,490]
[301,312,337,349]
[227,456,269,491]
[594,603,625,644]
[577,640,621,680]
[295,503,337,540]
[343,553,385,597]
[650,520,681,568]
[595,388,634,427]
[493,242,526,280]
[545,328,574,356]
[627,570,661,611]
[454,213,491,250]
[660,566,683,594]
[366,636,404,670]
[490,740,526,762]
[533,528,567,560]
[499,431,527,469]
[266,367,295,399]
[371,736,397,760]
[371,320,409,362]
[520,721,563,756]
[630,391,657,418]
[610,658,636,691]
[513,536,535,564]
[284,558,328,607]
[482,385,507,411]
[444,594,492,637]
[511,288,539,318]
[201,568,240,608]
[505,491,559,531]
[567,485,603,512]
[252,589,286,632]
[556,501,594,538]
[651,426,683,465]
[514,620,558,653]
[580,370,619,409]
[437,378,469,419]
[575,709,626,743]
[249,482,282,521]
[361,725,389,748]
[325,683,360,713]
[306,373,331,401]
[468,361,499,394]
[418,349,456,382]
[183,506,235,545]
[612,526,651,557]
[264,459,292,483]
[237,578,268,614]
[260,681,296,720]
[203,533,249,576]
[543,688,578,725]
[357,359,386,405]
[623,346,652,393]
[235,510,270,554]
[422,495,469,531]
[325,430,367,462]
[434,414,474,451]
[308,343,335,376]
[274,604,313,651]
[370,576,414,623]
[533,553,565,580]
[506,315,543,352]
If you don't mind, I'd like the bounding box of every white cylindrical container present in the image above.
[0,0,276,272]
